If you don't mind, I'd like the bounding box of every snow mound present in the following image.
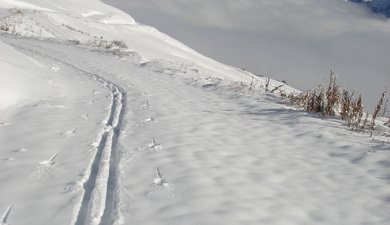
[0,41,54,112]
[99,14,134,25]
[0,9,54,37]
[81,10,105,18]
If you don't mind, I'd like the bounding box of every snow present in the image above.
[0,0,389,225]
[81,11,105,18]
[0,41,53,112]
[0,0,53,12]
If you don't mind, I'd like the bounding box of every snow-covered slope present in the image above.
[0,1,389,225]
[0,0,284,86]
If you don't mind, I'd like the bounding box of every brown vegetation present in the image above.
[371,91,386,129]
[289,72,367,130]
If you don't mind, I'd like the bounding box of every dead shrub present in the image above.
[289,71,370,130]
[289,72,338,116]
[111,40,128,49]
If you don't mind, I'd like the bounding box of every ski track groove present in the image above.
[5,40,126,225]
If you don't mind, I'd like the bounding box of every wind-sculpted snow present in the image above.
[0,1,390,225]
[1,32,390,225]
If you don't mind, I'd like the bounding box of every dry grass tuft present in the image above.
[349,94,364,129]
[289,71,366,129]
[265,77,270,92]
[289,72,340,117]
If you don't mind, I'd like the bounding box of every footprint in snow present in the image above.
[63,181,82,194]
[80,113,89,123]
[135,117,154,128]
[141,92,151,97]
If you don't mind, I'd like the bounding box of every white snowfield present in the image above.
[0,1,389,225]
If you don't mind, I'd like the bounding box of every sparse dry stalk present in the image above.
[380,88,388,117]
[371,91,386,129]
[340,89,351,121]
[324,72,339,116]
[265,77,270,92]
[350,94,363,129]
[271,85,284,93]
[305,89,324,113]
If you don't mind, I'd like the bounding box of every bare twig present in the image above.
[265,77,270,92]
[270,85,284,93]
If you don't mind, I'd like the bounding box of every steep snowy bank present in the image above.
[0,41,54,113]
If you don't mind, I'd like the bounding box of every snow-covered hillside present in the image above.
[0,1,389,225]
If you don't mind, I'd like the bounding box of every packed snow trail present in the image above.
[1,35,390,225]
[1,35,126,225]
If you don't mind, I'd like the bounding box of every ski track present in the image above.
[4,39,126,225]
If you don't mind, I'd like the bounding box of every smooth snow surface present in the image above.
[0,1,389,225]
[0,0,53,12]
[0,41,53,112]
